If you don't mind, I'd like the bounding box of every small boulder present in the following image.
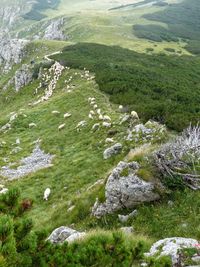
[103,143,122,159]
[47,226,85,244]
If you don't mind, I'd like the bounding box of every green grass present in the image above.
[0,64,131,233]
[52,42,200,131]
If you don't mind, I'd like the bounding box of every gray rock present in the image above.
[92,161,159,217]
[47,226,85,244]
[0,145,54,180]
[118,210,138,223]
[192,255,200,263]
[120,227,134,234]
[145,237,198,267]
[15,64,33,91]
[44,18,66,41]
[103,143,122,159]
[0,32,28,73]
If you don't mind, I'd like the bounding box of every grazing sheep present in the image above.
[52,110,60,115]
[105,138,114,143]
[99,114,104,120]
[90,100,96,105]
[76,121,87,131]
[93,104,98,109]
[97,109,101,115]
[43,188,51,201]
[102,122,111,128]
[64,113,71,119]
[88,113,93,120]
[89,110,95,115]
[58,123,66,130]
[119,105,123,111]
[92,123,100,131]
[131,111,139,120]
[29,123,37,128]
[103,115,111,121]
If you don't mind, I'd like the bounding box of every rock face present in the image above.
[145,237,199,267]
[44,18,66,40]
[15,64,33,91]
[0,32,28,73]
[0,145,54,180]
[47,226,86,244]
[92,161,159,217]
[103,143,122,159]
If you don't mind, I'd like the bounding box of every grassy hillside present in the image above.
[52,43,200,131]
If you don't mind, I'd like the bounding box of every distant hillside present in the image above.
[133,0,200,54]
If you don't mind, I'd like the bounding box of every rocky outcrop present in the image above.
[44,18,66,41]
[92,161,159,217]
[103,143,122,159]
[0,32,28,73]
[145,237,199,267]
[15,64,33,91]
[0,145,54,180]
[47,226,86,244]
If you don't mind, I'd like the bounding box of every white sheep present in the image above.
[58,123,66,130]
[89,110,95,115]
[92,123,100,131]
[52,110,60,115]
[93,104,98,109]
[105,138,114,143]
[99,114,104,120]
[43,188,51,201]
[102,122,111,128]
[64,113,71,119]
[131,111,139,120]
[119,105,123,110]
[88,113,93,120]
[29,123,37,128]
[103,115,111,121]
[97,109,101,115]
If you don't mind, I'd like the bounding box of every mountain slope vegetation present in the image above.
[52,42,200,131]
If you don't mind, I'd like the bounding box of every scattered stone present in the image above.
[145,237,198,267]
[47,226,86,244]
[120,227,134,234]
[118,210,138,223]
[0,145,54,180]
[92,161,159,217]
[0,185,8,194]
[192,255,200,263]
[119,114,130,124]
[103,143,122,159]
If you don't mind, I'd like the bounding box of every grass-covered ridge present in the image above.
[52,42,200,131]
